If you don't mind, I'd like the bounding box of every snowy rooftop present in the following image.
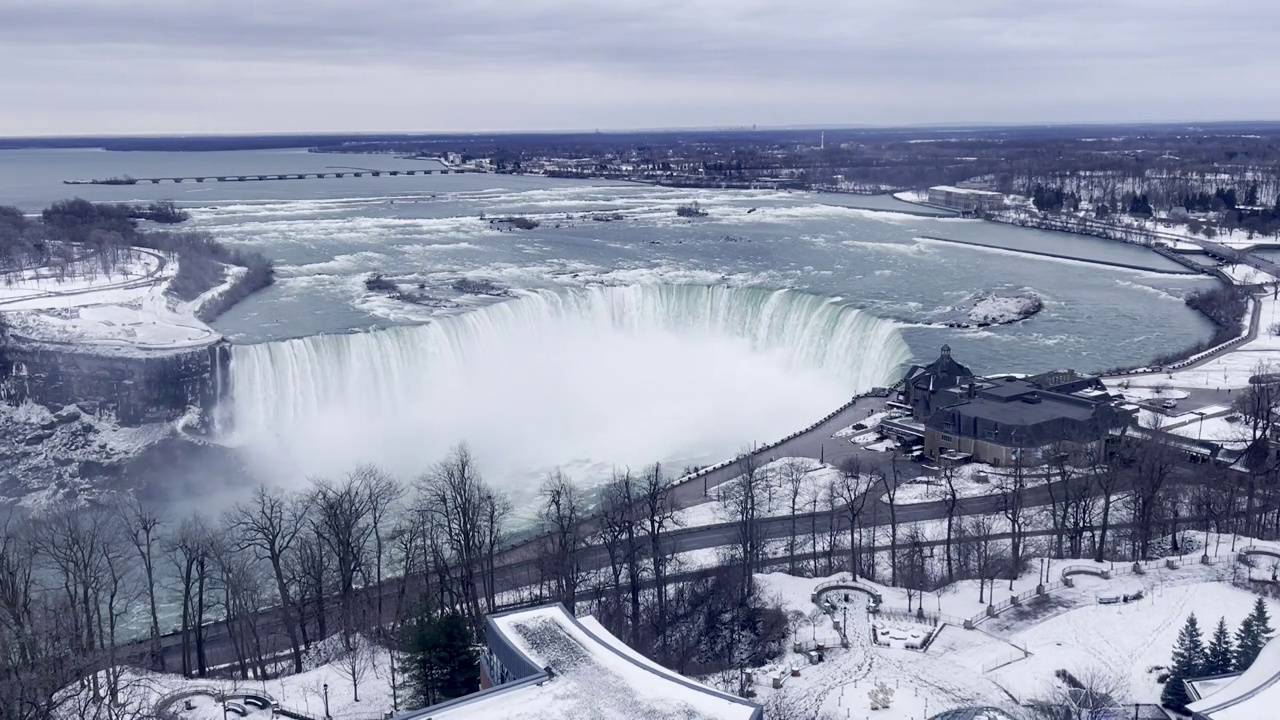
[928,185,1004,197]
[1187,636,1280,719]
[416,604,761,720]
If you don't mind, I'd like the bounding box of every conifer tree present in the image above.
[1162,613,1205,711]
[402,604,480,710]
[1235,597,1274,671]
[1205,617,1235,675]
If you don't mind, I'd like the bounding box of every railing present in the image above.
[671,387,893,492]
[811,579,883,604]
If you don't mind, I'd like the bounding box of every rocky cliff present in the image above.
[0,339,229,426]
[0,338,232,503]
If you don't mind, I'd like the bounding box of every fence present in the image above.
[670,383,900,494]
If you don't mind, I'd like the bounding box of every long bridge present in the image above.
[65,167,466,185]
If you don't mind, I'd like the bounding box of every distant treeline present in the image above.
[0,198,273,321]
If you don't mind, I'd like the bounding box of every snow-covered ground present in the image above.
[1220,263,1278,285]
[749,538,1278,719]
[833,410,890,438]
[65,637,399,720]
[888,462,1054,504]
[673,457,844,528]
[0,251,235,352]
[892,190,929,205]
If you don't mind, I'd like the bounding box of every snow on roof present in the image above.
[420,605,760,720]
[928,185,1004,197]
[1187,636,1280,719]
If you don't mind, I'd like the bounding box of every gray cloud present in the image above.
[1,0,1276,135]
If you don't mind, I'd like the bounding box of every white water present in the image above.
[227,284,911,502]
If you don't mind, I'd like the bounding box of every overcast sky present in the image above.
[2,0,1276,136]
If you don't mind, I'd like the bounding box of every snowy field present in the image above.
[0,251,236,351]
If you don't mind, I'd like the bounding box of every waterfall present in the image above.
[227,284,912,497]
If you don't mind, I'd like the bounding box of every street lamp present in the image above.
[323,683,330,719]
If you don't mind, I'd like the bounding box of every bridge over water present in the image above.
[65,166,465,185]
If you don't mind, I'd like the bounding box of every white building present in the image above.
[1186,636,1280,719]
[927,185,1007,213]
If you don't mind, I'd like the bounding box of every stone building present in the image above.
[923,372,1131,466]
[896,346,1133,466]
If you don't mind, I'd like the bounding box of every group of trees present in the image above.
[1161,600,1274,711]
[0,443,795,719]
[0,199,273,322]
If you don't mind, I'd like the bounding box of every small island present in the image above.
[968,292,1044,326]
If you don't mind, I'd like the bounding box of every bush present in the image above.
[125,200,189,224]
[498,215,539,230]
[676,202,709,218]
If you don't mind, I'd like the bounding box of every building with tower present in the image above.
[890,346,1134,466]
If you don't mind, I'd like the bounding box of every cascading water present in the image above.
[226,284,911,501]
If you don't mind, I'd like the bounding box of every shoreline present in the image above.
[915,234,1198,275]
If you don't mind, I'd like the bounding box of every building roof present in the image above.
[927,375,1132,448]
[906,345,974,394]
[1187,636,1280,719]
[929,185,1004,197]
[411,604,761,720]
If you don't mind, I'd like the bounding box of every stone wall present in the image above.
[0,339,229,426]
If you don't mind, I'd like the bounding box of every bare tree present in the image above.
[227,486,309,673]
[1027,666,1127,720]
[362,466,406,632]
[119,497,164,670]
[967,514,1001,605]
[641,462,677,639]
[539,470,585,612]
[720,450,766,602]
[994,450,1030,588]
[333,635,375,703]
[938,461,962,582]
[415,443,490,633]
[780,458,808,573]
[168,513,215,677]
[832,456,872,580]
[310,472,375,646]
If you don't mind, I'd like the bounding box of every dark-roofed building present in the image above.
[901,345,975,422]
[923,371,1132,466]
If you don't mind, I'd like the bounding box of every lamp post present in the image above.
[323,682,330,719]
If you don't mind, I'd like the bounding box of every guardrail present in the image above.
[670,387,895,491]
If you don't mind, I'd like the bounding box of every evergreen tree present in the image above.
[1235,597,1274,671]
[402,603,480,710]
[1162,613,1206,711]
[1205,617,1235,675]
